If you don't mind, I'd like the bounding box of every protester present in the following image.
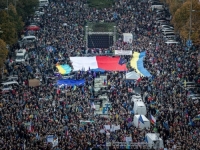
[0,0,200,149]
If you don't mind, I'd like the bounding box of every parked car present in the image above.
[35,11,45,16]
[165,40,179,44]
[27,25,40,31]
[161,25,174,29]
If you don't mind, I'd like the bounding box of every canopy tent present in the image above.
[130,52,151,77]
[70,56,127,72]
[57,79,85,86]
[125,71,140,80]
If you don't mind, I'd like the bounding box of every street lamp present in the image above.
[188,0,200,47]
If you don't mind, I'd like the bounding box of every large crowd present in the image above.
[0,0,200,149]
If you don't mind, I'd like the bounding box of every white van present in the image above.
[39,0,49,7]
[1,81,19,91]
[15,49,28,63]
[20,36,37,44]
[133,101,147,115]
[151,3,164,10]
[165,40,179,44]
[163,33,176,39]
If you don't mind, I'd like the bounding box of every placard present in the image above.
[114,125,120,131]
[104,125,110,130]
[29,79,40,87]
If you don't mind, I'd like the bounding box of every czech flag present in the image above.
[70,56,127,71]
[150,115,156,125]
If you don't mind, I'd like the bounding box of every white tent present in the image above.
[125,71,140,80]
[133,101,147,115]
[133,115,150,129]
[123,33,133,43]
[145,133,164,149]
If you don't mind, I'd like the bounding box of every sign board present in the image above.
[115,50,132,55]
[29,79,40,87]
[186,40,192,48]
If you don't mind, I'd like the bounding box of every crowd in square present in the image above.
[0,0,200,149]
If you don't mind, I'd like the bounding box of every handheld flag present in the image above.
[145,136,148,143]
[188,116,194,126]
[73,85,76,91]
[150,115,156,125]
[118,57,127,65]
[163,122,169,130]
[65,128,69,136]
[184,109,188,118]
[138,115,144,127]
[104,79,106,85]
[36,132,40,140]
[82,86,85,95]
[91,102,96,109]
[28,122,34,133]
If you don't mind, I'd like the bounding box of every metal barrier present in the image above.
[105,142,150,149]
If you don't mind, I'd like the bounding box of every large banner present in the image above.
[115,50,132,55]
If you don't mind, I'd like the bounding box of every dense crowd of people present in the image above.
[0,0,200,149]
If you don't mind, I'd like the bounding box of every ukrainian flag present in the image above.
[56,64,72,75]
[130,52,151,77]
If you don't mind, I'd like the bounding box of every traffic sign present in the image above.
[186,40,192,48]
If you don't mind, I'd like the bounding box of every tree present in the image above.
[16,0,39,20]
[164,0,184,15]
[8,4,24,34]
[172,0,200,44]
[0,10,17,45]
[0,39,8,67]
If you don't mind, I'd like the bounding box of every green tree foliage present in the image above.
[0,0,39,21]
[172,0,200,44]
[0,39,8,67]
[8,4,24,34]
[16,0,39,20]
[0,10,17,45]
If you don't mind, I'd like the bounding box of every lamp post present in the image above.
[188,0,200,44]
